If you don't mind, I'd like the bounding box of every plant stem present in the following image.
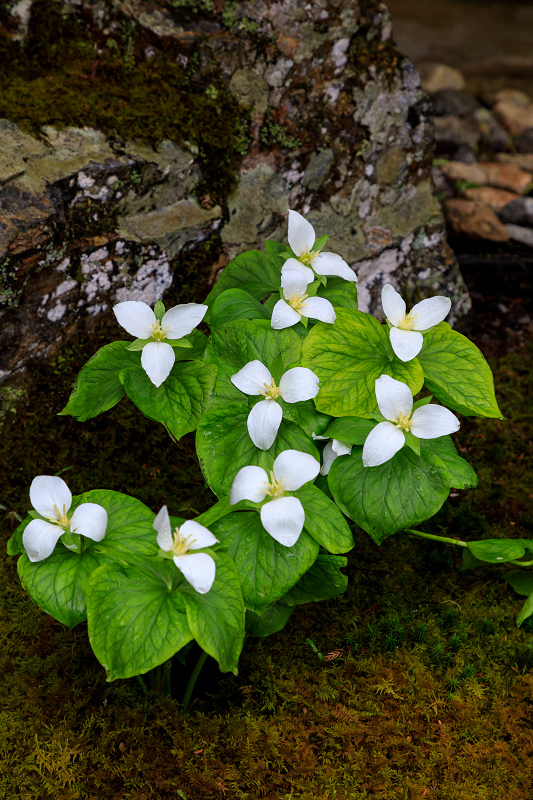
[182,650,209,711]
[135,675,148,693]
[509,559,533,567]
[163,659,172,698]
[405,528,467,548]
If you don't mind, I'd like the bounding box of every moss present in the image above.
[0,0,250,205]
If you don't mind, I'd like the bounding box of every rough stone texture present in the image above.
[499,196,533,227]
[443,198,509,243]
[0,0,470,381]
[417,62,466,94]
[440,161,533,195]
[463,187,519,213]
[504,223,533,248]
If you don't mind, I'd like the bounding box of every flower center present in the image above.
[47,504,70,529]
[172,527,196,557]
[260,379,280,400]
[150,320,169,341]
[263,470,285,498]
[394,411,412,431]
[288,292,308,311]
[298,247,318,266]
[398,311,418,331]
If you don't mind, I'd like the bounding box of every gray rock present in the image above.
[499,196,533,227]
[505,223,533,248]
[514,128,533,153]
[432,89,480,118]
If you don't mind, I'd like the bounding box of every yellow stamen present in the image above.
[288,292,308,311]
[398,311,418,331]
[47,504,70,528]
[263,470,285,498]
[394,411,412,431]
[260,379,280,400]
[172,527,197,557]
[298,248,318,266]
[150,320,170,341]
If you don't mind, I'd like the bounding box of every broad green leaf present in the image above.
[78,490,158,559]
[120,360,217,440]
[204,250,281,313]
[504,570,533,597]
[265,240,291,269]
[418,322,503,418]
[294,484,354,553]
[87,561,193,680]
[329,445,451,543]
[316,276,358,312]
[467,539,528,564]
[517,593,533,627]
[196,402,319,498]
[278,399,331,438]
[18,548,101,629]
[210,288,271,326]
[7,515,32,556]
[208,512,319,612]
[245,603,294,637]
[302,309,424,417]
[323,416,376,445]
[180,550,245,673]
[59,341,139,421]
[420,437,478,490]
[281,554,348,606]
[204,319,302,409]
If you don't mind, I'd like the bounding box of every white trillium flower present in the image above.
[231,360,320,450]
[229,450,320,547]
[153,506,218,595]
[113,300,208,387]
[287,209,357,283]
[271,268,336,330]
[320,439,352,476]
[362,375,460,468]
[22,475,108,563]
[382,284,451,363]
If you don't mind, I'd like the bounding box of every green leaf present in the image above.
[313,234,329,252]
[204,250,281,313]
[278,399,331,439]
[78,489,158,560]
[280,554,348,606]
[210,289,271,326]
[265,240,291,269]
[302,309,424,417]
[418,322,503,418]
[18,548,101,629]
[504,570,533,597]
[59,341,139,421]
[154,300,165,320]
[208,512,319,612]
[87,561,194,680]
[196,403,319,498]
[316,276,358,312]
[204,318,302,409]
[7,515,32,556]
[180,550,245,673]
[245,603,294,637]
[120,360,217,440]
[420,437,478,490]
[328,445,451,543]
[294,485,354,553]
[166,338,194,349]
[323,416,376,445]
[517,593,533,627]
[127,338,152,351]
[467,539,528,564]
[404,430,420,455]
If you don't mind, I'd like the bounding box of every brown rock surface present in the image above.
[443,198,509,242]
[493,101,533,136]
[441,161,532,195]
[462,187,519,212]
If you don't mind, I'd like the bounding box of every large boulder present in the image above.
[0,0,469,381]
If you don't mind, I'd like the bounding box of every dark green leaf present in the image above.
[323,416,376,445]
[210,289,271,326]
[467,539,527,564]
[281,554,348,606]
[504,570,533,597]
[316,276,358,312]
[245,603,294,637]
[295,485,354,553]
[204,250,281,313]
[420,437,478,490]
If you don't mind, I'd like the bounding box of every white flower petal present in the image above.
[271,299,302,329]
[381,284,406,327]
[375,375,413,422]
[113,301,155,338]
[282,258,315,283]
[230,466,269,504]
[410,405,460,439]
[273,449,320,491]
[173,552,216,594]
[299,296,336,324]
[247,399,283,450]
[22,518,64,562]
[312,252,357,282]
[279,367,319,403]
[281,267,310,296]
[141,341,175,387]
[180,520,219,549]
[154,506,173,551]
[410,296,451,330]
[162,303,208,339]
[231,360,272,396]
[320,440,337,476]
[260,496,305,547]
[362,422,405,467]
[389,327,424,362]
[69,503,108,541]
[288,209,315,256]
[30,475,72,519]
[332,439,352,457]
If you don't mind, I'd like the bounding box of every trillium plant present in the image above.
[9,208,526,707]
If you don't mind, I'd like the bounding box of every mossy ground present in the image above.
[1,324,533,798]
